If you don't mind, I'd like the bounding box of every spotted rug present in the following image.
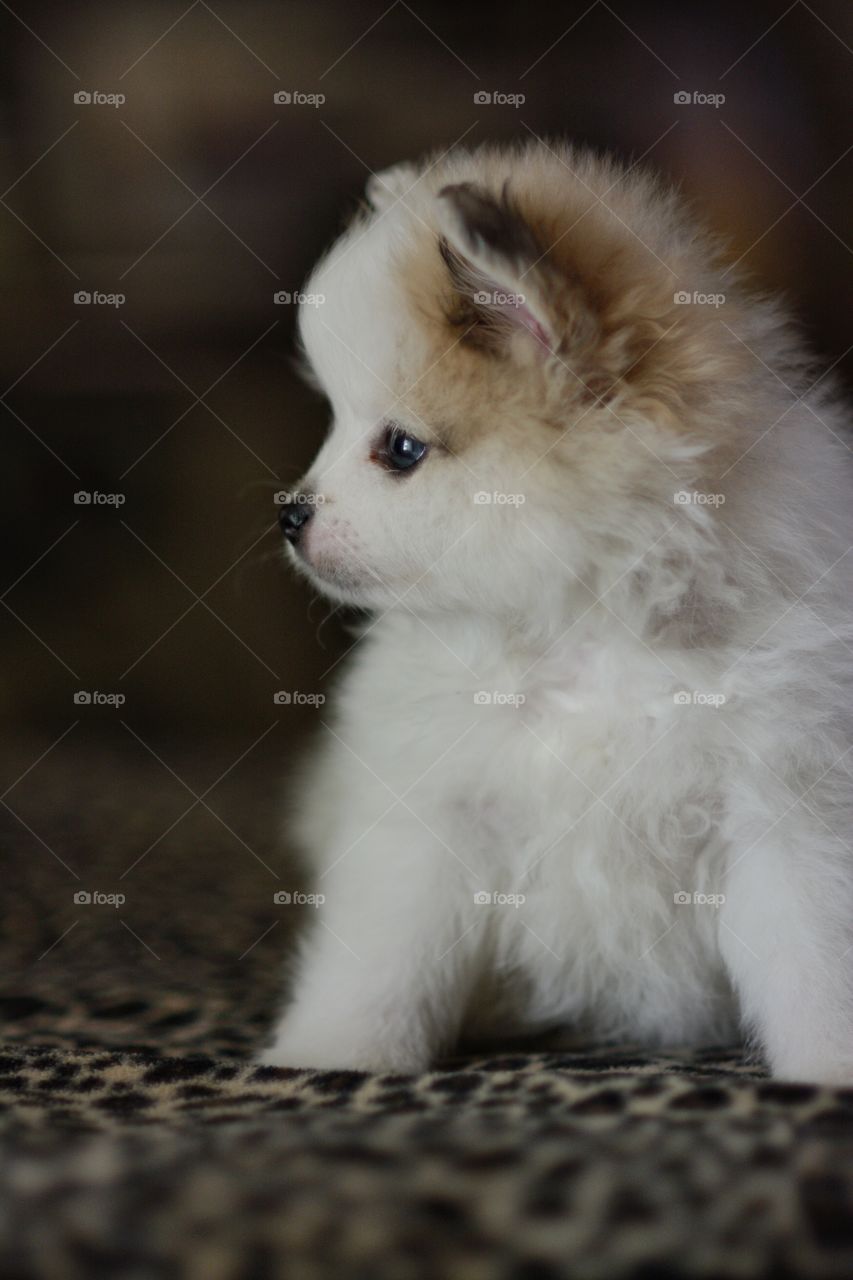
[1,737,852,1278]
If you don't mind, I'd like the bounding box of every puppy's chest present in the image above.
[431,702,619,861]
[359,645,654,858]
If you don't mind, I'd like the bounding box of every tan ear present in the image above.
[436,181,559,353]
[366,163,420,213]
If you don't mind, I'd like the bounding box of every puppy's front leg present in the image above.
[258,843,478,1073]
[719,824,853,1083]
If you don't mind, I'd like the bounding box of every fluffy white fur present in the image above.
[261,140,853,1081]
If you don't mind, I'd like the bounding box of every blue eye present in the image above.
[382,424,428,472]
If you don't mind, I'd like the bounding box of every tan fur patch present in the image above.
[391,141,766,467]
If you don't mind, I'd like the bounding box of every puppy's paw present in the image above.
[254,1043,316,1070]
[772,1058,853,1086]
[255,1030,428,1074]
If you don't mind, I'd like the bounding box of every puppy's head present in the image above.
[284,142,746,618]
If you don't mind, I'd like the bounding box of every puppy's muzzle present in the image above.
[278,494,315,545]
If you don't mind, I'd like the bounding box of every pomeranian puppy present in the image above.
[261,139,853,1081]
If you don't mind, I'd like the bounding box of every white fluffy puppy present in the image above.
[262,140,853,1081]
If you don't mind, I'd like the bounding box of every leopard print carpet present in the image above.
[2,736,853,1278]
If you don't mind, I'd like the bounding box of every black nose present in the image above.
[278,496,315,544]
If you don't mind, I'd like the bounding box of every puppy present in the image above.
[261,139,853,1081]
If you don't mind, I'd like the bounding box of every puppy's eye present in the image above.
[380,424,428,473]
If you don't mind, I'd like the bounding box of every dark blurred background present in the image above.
[4,0,853,744]
[1,0,852,1008]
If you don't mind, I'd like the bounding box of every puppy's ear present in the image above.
[437,181,570,355]
[366,163,419,212]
